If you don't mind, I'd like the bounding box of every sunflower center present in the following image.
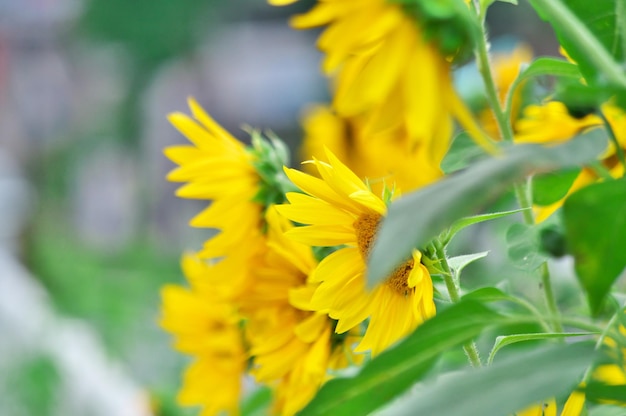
[354,213,382,259]
[353,213,414,296]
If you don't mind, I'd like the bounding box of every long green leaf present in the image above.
[487,332,596,364]
[563,179,626,315]
[378,342,595,416]
[446,208,528,242]
[368,131,607,286]
[299,301,503,416]
[528,0,626,88]
[504,57,581,118]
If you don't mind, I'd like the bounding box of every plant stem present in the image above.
[514,182,564,333]
[469,1,515,143]
[469,1,564,333]
[434,241,483,367]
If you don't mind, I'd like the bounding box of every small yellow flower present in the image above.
[515,102,601,144]
[160,254,246,416]
[165,98,264,261]
[277,148,436,356]
[513,101,626,222]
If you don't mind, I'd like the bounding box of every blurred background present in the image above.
[0,1,559,415]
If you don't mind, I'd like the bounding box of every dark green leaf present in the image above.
[368,131,607,285]
[563,179,626,315]
[379,342,595,416]
[299,301,503,416]
[528,0,626,86]
[532,169,581,206]
[585,382,626,404]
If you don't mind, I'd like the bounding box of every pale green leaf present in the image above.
[447,252,489,278]
[379,342,595,416]
[368,131,607,286]
[445,208,528,244]
[487,332,596,364]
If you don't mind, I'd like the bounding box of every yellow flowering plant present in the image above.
[159,0,626,415]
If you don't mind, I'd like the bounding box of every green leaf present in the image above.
[589,405,626,416]
[299,301,503,416]
[480,0,518,19]
[368,131,607,286]
[584,381,626,404]
[242,387,272,416]
[447,252,489,278]
[532,169,581,206]
[379,342,595,416]
[505,57,582,118]
[461,287,513,302]
[487,332,596,364]
[528,0,626,88]
[446,208,528,242]
[441,132,487,174]
[563,179,626,315]
[506,223,548,271]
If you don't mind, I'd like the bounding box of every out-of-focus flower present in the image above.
[160,254,246,416]
[299,105,444,195]
[274,0,496,158]
[480,44,533,138]
[278,148,435,356]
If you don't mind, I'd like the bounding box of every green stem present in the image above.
[469,1,515,143]
[514,182,564,333]
[434,240,483,367]
[527,0,626,89]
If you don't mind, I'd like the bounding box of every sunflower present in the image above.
[277,148,436,356]
[299,104,444,195]
[272,0,496,159]
[515,391,585,416]
[165,97,264,261]
[242,206,360,415]
[160,253,246,416]
[513,102,626,222]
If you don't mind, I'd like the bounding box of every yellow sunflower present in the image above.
[515,391,585,416]
[273,0,496,159]
[299,104,444,195]
[165,97,264,261]
[242,207,360,415]
[513,101,626,222]
[277,148,436,356]
[160,253,246,416]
